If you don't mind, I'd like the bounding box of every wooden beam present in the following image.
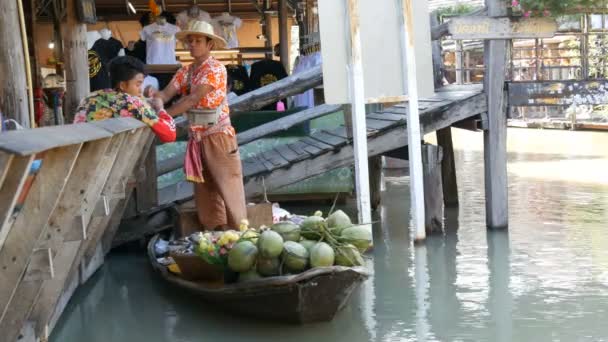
[436,128,459,207]
[401,0,426,242]
[346,0,372,224]
[0,144,81,329]
[422,144,444,235]
[279,0,289,71]
[430,12,444,89]
[23,248,54,282]
[0,123,112,156]
[483,0,509,230]
[0,155,34,252]
[368,156,383,211]
[229,65,323,113]
[0,0,31,127]
[135,144,158,212]
[238,104,341,145]
[62,0,90,123]
[264,10,274,59]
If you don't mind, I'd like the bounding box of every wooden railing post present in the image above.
[483,0,509,230]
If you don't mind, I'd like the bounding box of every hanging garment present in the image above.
[225,64,251,95]
[213,13,242,49]
[88,37,123,91]
[293,52,322,109]
[126,39,147,63]
[141,22,180,65]
[250,59,288,110]
[176,8,212,30]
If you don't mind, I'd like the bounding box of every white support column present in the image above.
[346,0,372,224]
[400,0,426,242]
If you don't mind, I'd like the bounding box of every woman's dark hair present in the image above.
[109,56,145,88]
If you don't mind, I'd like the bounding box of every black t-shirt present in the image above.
[250,59,288,110]
[89,37,123,91]
[226,64,251,96]
[125,40,147,63]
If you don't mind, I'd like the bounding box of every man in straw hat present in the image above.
[151,20,246,231]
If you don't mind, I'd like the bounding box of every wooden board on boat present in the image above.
[147,234,369,324]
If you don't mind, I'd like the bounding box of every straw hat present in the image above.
[176,20,227,50]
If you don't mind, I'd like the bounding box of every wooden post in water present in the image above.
[346,0,372,224]
[483,0,509,230]
[400,0,426,242]
[0,0,30,127]
[436,128,459,207]
[422,144,443,235]
[430,12,459,209]
[62,0,90,123]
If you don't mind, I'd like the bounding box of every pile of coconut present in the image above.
[227,210,373,282]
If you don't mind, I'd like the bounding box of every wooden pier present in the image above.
[0,119,153,342]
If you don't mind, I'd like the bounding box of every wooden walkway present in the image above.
[159,84,485,204]
[0,119,153,342]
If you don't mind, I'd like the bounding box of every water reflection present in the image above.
[52,129,608,341]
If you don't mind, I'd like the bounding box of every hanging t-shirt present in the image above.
[226,64,251,95]
[213,14,242,49]
[126,39,146,63]
[250,59,288,110]
[89,37,123,91]
[176,9,212,31]
[141,23,180,65]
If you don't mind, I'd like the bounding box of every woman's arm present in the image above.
[153,84,179,104]
[165,84,214,117]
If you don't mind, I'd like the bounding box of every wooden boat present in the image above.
[147,234,370,324]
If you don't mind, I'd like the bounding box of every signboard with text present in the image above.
[448,17,557,40]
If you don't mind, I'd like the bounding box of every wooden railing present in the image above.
[0,118,153,342]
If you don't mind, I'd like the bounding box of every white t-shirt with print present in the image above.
[141,23,180,65]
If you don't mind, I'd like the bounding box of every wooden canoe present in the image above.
[147,234,370,324]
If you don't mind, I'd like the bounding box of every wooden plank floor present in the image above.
[241,85,485,198]
[157,85,484,205]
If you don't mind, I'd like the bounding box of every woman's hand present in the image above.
[150,97,165,112]
[144,86,157,98]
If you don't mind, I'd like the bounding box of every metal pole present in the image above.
[400,0,426,242]
[346,0,372,224]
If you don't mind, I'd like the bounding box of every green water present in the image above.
[51,129,608,341]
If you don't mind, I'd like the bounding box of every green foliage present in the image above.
[436,4,482,17]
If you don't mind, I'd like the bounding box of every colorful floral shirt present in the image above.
[171,56,232,137]
[73,89,176,143]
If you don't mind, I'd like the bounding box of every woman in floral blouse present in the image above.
[73,56,176,143]
[150,20,247,231]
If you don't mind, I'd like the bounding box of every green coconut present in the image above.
[238,269,263,282]
[258,230,284,258]
[282,241,309,272]
[257,257,281,276]
[326,210,352,235]
[271,222,301,242]
[335,244,364,267]
[310,242,335,268]
[227,241,258,272]
[299,239,317,251]
[300,216,326,240]
[340,225,373,253]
